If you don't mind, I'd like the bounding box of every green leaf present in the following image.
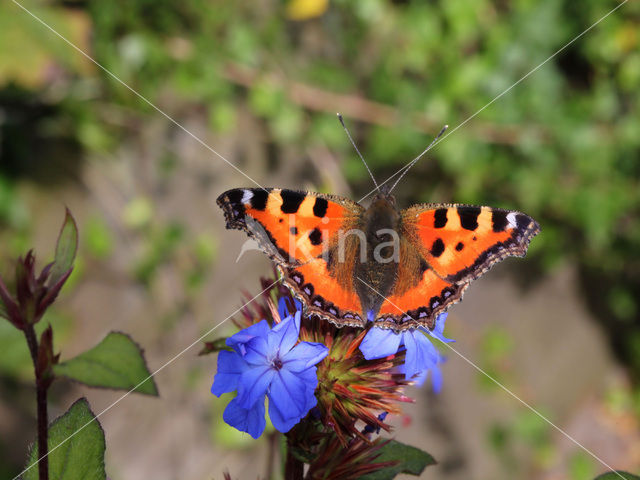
[54,332,158,396]
[48,208,78,287]
[358,440,436,479]
[594,473,640,480]
[24,398,106,480]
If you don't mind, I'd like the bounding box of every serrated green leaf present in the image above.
[594,472,640,480]
[54,332,158,396]
[48,209,78,287]
[358,440,436,480]
[24,398,106,480]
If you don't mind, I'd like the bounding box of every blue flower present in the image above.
[359,313,453,392]
[277,296,302,321]
[211,310,329,438]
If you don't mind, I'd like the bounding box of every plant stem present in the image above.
[284,436,303,480]
[24,326,49,480]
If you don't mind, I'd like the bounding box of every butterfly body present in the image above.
[217,187,539,332]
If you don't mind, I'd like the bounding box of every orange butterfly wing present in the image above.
[217,188,363,265]
[375,204,539,330]
[217,188,365,326]
[403,204,540,283]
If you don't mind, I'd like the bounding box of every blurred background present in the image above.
[1,0,639,478]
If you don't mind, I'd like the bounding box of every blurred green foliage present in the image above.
[477,325,514,390]
[0,0,639,374]
[0,2,639,477]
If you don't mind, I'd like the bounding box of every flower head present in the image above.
[299,316,411,443]
[211,309,328,438]
[359,313,453,392]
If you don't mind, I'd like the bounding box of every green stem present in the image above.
[24,326,49,480]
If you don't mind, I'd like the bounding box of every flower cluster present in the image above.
[208,273,455,476]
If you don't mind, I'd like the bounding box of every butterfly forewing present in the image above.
[401,204,540,284]
[217,188,363,266]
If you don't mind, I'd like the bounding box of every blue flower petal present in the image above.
[268,392,313,433]
[267,367,318,432]
[427,313,454,343]
[281,342,328,372]
[226,319,271,355]
[269,311,301,355]
[236,365,275,409]
[277,297,303,320]
[359,327,402,360]
[268,368,309,421]
[223,396,266,439]
[403,330,439,380]
[211,350,249,396]
[430,366,443,393]
[243,336,271,366]
[277,297,290,321]
[297,367,321,412]
[403,365,427,386]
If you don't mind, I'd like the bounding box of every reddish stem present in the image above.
[24,326,49,480]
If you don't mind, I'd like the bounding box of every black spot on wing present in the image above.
[434,208,448,228]
[491,210,508,232]
[309,228,323,246]
[250,189,269,211]
[516,213,530,231]
[313,197,328,218]
[290,226,298,235]
[431,238,445,257]
[302,283,314,297]
[280,190,306,214]
[458,206,480,231]
[226,189,244,204]
[455,242,464,251]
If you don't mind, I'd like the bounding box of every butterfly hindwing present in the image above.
[280,260,364,328]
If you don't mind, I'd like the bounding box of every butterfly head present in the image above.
[370,183,396,208]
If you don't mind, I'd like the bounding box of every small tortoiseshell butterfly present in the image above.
[217,122,539,332]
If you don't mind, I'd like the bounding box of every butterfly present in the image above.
[217,123,539,332]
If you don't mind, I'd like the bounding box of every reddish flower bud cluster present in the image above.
[0,250,72,330]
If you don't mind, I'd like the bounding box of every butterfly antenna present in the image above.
[337,113,379,191]
[388,124,448,194]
